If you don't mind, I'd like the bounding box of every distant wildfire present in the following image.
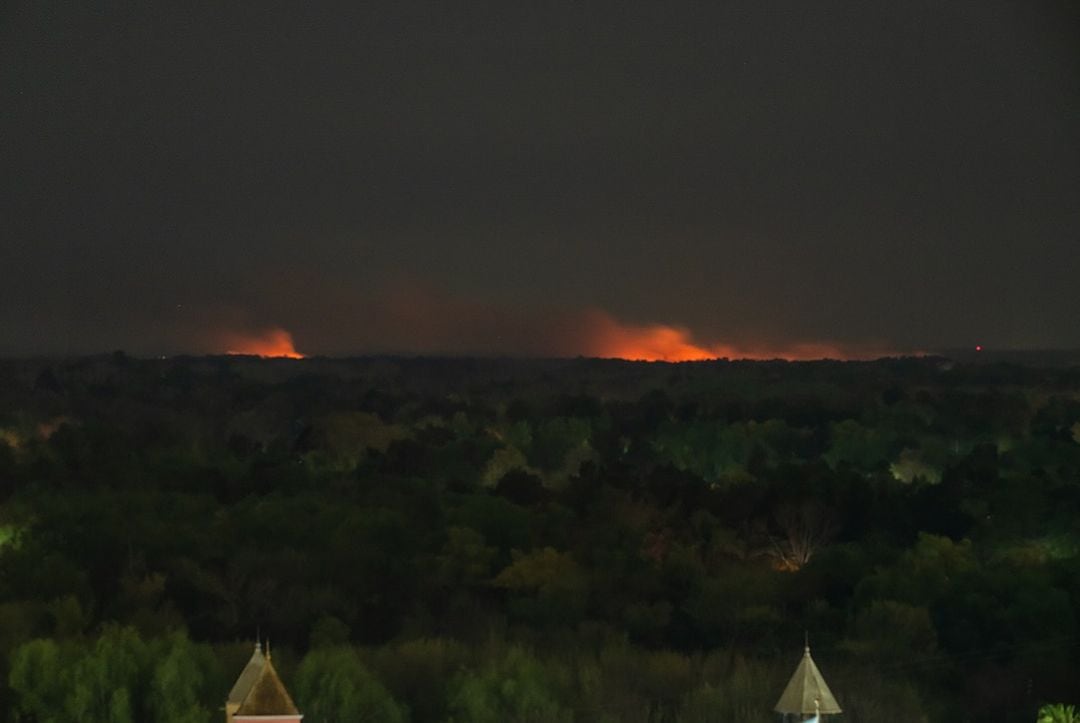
[222,327,304,358]
[196,282,892,361]
[361,282,891,360]
[576,309,888,362]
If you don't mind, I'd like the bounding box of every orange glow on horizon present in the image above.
[223,328,304,358]
[194,290,893,361]
[590,318,727,362]
[582,310,887,362]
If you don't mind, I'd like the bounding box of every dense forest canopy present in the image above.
[0,354,1078,722]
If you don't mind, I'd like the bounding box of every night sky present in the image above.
[3,2,1079,359]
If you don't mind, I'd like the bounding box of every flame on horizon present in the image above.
[223,327,304,358]
[190,282,892,362]
[581,310,886,362]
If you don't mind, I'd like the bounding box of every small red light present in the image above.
[975,345,982,352]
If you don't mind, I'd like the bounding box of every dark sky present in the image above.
[3,1,1079,358]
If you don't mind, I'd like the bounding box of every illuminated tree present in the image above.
[1038,704,1080,723]
[302,411,407,471]
[889,447,942,484]
[481,446,531,488]
[769,501,838,571]
[494,547,589,625]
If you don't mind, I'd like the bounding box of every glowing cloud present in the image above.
[578,309,888,362]
[223,327,304,358]
[582,311,726,361]
[180,279,895,361]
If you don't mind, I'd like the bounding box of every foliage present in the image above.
[1039,704,1080,723]
[295,647,407,723]
[8,628,217,723]
[1,355,1079,720]
[447,647,572,723]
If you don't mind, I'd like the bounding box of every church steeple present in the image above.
[774,639,841,720]
[232,653,303,722]
[226,641,266,723]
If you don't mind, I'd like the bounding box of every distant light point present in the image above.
[975,345,983,352]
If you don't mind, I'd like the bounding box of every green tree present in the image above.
[305,411,408,471]
[482,446,532,488]
[528,418,591,473]
[448,647,571,723]
[436,526,497,588]
[374,637,469,722]
[889,447,942,484]
[9,638,67,723]
[842,600,938,665]
[310,615,352,649]
[857,533,976,607]
[148,631,216,723]
[1038,704,1079,723]
[682,652,782,723]
[825,419,897,471]
[64,626,148,723]
[494,547,589,625]
[295,647,407,723]
[8,627,196,723]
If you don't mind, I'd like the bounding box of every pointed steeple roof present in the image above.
[774,643,842,715]
[228,641,267,705]
[234,654,301,717]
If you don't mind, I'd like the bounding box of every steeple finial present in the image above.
[804,630,810,655]
[266,637,271,661]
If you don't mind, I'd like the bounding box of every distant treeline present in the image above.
[0,354,1078,722]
